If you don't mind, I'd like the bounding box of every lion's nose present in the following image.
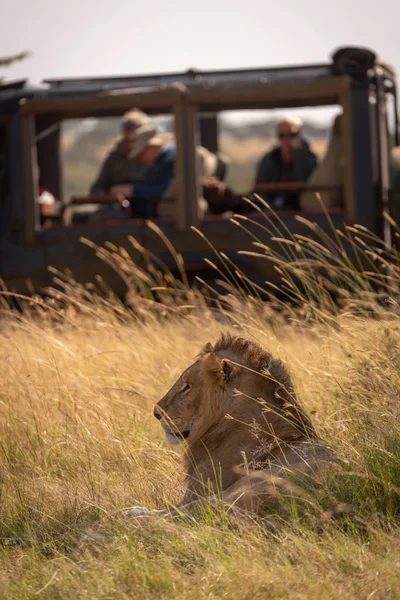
[153,408,162,420]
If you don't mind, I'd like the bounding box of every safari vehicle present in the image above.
[0,46,399,297]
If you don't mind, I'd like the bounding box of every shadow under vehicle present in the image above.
[0,46,399,297]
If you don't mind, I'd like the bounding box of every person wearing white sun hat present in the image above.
[109,125,175,218]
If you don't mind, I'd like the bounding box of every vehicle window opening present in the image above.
[59,111,175,228]
[196,105,345,222]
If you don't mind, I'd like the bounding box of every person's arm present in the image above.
[89,153,114,195]
[255,153,276,183]
[294,146,318,181]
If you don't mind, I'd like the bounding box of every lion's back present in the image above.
[267,440,337,481]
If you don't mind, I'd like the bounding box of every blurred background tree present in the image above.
[0,51,30,82]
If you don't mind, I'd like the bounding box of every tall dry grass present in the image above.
[1,207,400,598]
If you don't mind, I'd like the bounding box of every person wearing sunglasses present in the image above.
[255,116,317,210]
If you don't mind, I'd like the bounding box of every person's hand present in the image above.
[109,184,133,198]
[203,177,227,197]
[37,189,60,217]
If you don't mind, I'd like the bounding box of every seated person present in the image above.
[89,109,153,195]
[255,116,317,210]
[109,126,175,218]
[389,145,400,224]
[111,131,246,219]
[390,146,400,194]
[300,113,344,211]
[159,146,243,218]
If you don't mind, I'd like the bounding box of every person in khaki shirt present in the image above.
[89,109,153,195]
[158,146,241,218]
[299,113,344,211]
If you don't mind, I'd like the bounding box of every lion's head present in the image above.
[153,334,314,447]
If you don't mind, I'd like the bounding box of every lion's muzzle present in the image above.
[160,422,191,446]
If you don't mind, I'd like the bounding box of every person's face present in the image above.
[137,145,159,166]
[277,123,300,152]
[122,124,136,149]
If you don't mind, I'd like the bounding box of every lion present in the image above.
[126,334,336,519]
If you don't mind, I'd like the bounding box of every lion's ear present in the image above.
[204,342,213,353]
[202,352,221,373]
[202,353,234,385]
[221,359,233,383]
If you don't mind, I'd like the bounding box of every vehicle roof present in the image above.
[0,50,396,116]
[0,62,333,108]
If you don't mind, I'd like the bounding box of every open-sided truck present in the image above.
[0,46,399,296]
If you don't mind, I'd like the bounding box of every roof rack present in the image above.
[43,62,332,91]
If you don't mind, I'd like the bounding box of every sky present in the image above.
[1,0,400,125]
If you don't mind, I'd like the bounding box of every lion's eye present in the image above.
[183,383,191,393]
